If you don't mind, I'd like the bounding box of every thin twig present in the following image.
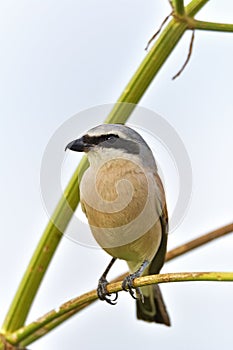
[172,29,195,79]
[166,222,233,261]
[169,0,174,10]
[145,13,172,51]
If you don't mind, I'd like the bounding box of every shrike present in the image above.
[66,124,170,326]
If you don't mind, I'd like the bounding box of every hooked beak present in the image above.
[65,137,88,152]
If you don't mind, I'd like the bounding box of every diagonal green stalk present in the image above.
[1,157,88,333]
[17,306,90,348]
[0,0,210,334]
[5,271,233,347]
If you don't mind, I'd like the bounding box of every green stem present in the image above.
[105,0,209,122]
[1,0,209,334]
[5,271,233,347]
[18,307,89,348]
[1,158,88,332]
[173,0,185,15]
[0,336,5,350]
[192,19,233,32]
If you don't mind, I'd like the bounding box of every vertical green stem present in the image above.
[173,0,185,15]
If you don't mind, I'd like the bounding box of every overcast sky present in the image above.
[0,1,233,349]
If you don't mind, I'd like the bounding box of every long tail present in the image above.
[136,285,170,326]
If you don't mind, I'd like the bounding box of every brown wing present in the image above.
[80,201,87,216]
[137,173,170,325]
[149,173,168,275]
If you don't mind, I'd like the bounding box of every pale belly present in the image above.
[82,200,162,270]
[101,219,162,270]
[80,159,163,268]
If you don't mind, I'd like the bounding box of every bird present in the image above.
[65,123,170,326]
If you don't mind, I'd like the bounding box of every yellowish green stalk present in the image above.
[5,271,233,347]
[192,19,233,32]
[172,0,185,15]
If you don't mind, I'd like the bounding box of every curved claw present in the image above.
[103,293,118,305]
[122,274,144,303]
[102,292,118,305]
[97,276,118,305]
[122,260,149,303]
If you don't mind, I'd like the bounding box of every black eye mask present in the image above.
[83,133,119,145]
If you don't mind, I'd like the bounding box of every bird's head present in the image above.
[65,124,156,169]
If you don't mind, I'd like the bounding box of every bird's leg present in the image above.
[122,260,149,303]
[97,257,118,305]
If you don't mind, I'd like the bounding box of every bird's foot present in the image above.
[122,272,144,303]
[97,276,118,305]
[122,260,150,303]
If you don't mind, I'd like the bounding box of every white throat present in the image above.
[87,147,144,169]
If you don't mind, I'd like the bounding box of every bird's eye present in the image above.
[104,134,119,143]
[106,135,115,140]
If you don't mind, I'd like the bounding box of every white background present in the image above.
[0,1,233,349]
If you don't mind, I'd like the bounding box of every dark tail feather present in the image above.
[136,285,171,326]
